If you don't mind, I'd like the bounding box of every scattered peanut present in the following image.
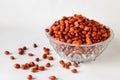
[29,62,35,67]
[48,56,54,60]
[31,67,37,73]
[20,64,27,70]
[71,69,78,73]
[66,62,71,66]
[35,57,40,62]
[10,56,15,60]
[28,53,34,57]
[4,51,10,55]
[23,46,27,50]
[43,47,50,52]
[42,54,47,59]
[49,76,56,80]
[39,66,45,71]
[27,75,32,80]
[18,48,24,55]
[73,62,78,67]
[45,63,51,67]
[33,43,37,48]
[59,60,65,65]
[14,64,20,69]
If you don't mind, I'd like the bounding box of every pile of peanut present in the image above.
[45,14,110,45]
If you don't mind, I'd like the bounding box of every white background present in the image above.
[0,0,120,80]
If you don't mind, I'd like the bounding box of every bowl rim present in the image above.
[45,26,114,46]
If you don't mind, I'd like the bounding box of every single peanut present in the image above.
[27,75,32,79]
[49,76,56,80]
[45,63,51,67]
[42,54,47,59]
[31,67,37,73]
[73,62,78,67]
[28,53,34,57]
[14,64,20,69]
[10,56,15,60]
[39,66,45,71]
[35,57,40,62]
[4,51,10,55]
[33,43,37,48]
[71,69,78,73]
[48,56,54,60]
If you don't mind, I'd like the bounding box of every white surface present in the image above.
[0,0,120,80]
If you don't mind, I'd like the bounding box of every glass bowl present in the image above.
[45,27,114,63]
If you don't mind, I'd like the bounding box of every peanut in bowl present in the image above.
[45,14,114,63]
[45,27,114,63]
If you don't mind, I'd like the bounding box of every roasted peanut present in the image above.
[71,69,78,73]
[86,37,92,45]
[49,76,56,80]
[73,62,78,67]
[29,62,35,67]
[48,56,54,60]
[27,75,32,79]
[34,64,39,70]
[28,53,34,57]
[39,66,45,71]
[23,46,27,50]
[45,62,51,67]
[66,62,71,66]
[31,67,37,72]
[14,64,20,69]
[10,56,15,60]
[35,57,40,62]
[33,43,37,48]
[42,54,47,59]
[59,60,65,65]
[43,47,50,52]
[18,48,24,55]
[4,51,10,55]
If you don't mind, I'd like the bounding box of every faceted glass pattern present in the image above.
[46,28,114,63]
